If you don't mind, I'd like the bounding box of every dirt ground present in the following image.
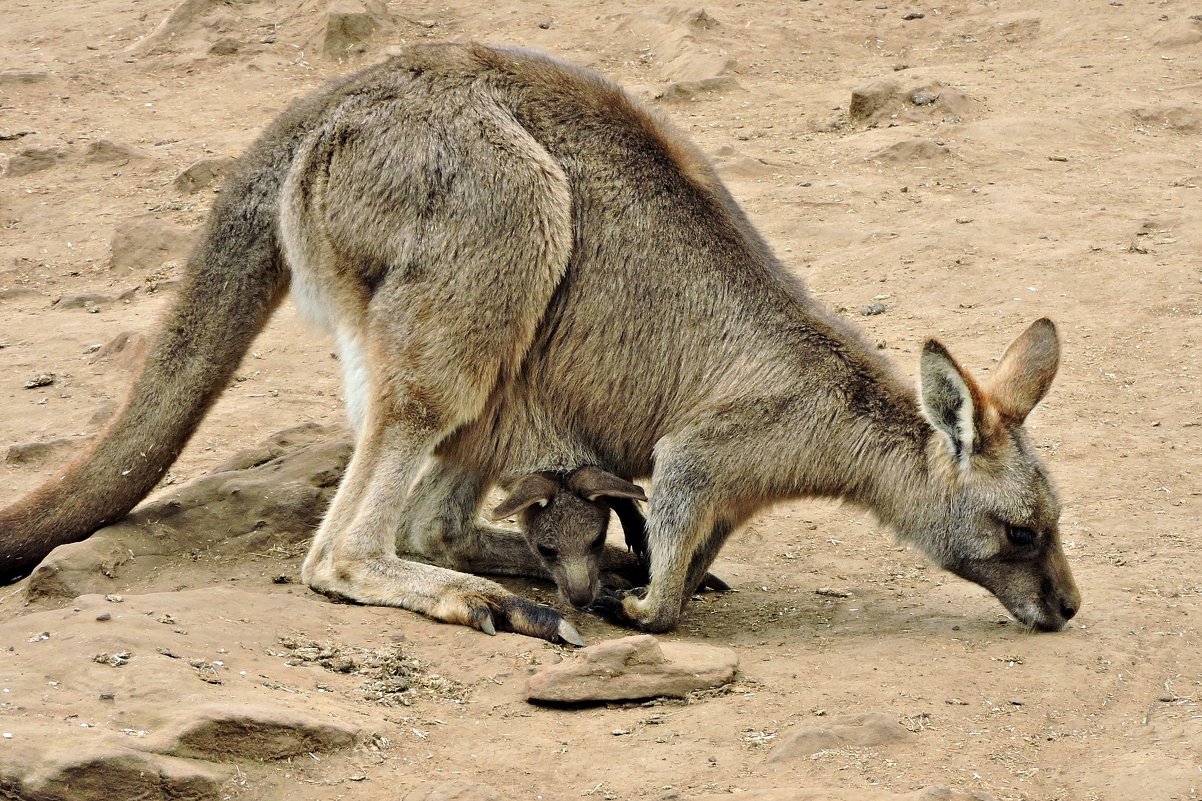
[1,1,1200,799]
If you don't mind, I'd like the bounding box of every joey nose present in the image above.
[567,588,594,609]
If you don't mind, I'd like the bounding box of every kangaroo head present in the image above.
[914,318,1080,631]
[492,467,648,609]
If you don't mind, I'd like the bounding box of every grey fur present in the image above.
[0,43,1080,641]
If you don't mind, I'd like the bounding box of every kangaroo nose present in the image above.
[1060,599,1078,620]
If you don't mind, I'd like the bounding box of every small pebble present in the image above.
[861,303,888,316]
[95,612,111,621]
[538,20,552,29]
[23,373,54,389]
[99,692,115,701]
[911,90,938,106]
[902,11,925,19]
[1009,698,1024,706]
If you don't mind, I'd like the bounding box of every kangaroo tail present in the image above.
[0,155,293,583]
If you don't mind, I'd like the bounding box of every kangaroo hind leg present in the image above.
[300,96,575,642]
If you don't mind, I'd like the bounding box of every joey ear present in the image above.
[491,474,558,521]
[988,318,1060,423]
[567,466,648,504]
[919,339,992,466]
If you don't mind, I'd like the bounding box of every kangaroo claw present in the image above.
[700,572,731,593]
[557,619,585,647]
[479,613,497,636]
[588,587,640,629]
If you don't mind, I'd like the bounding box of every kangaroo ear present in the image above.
[491,474,559,521]
[567,466,648,503]
[988,318,1060,423]
[919,339,993,466]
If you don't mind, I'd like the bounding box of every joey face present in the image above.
[523,491,610,609]
[493,468,647,609]
[916,319,1081,631]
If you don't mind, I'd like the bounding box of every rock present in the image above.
[110,217,196,273]
[849,77,973,125]
[322,0,395,58]
[88,330,149,369]
[0,69,51,85]
[84,139,147,163]
[208,36,240,55]
[695,787,993,801]
[173,156,236,192]
[850,78,901,122]
[525,634,738,703]
[153,703,361,760]
[88,399,119,427]
[23,372,55,389]
[656,75,740,102]
[861,302,888,316]
[53,287,139,310]
[6,435,97,466]
[767,712,913,761]
[868,137,951,162]
[401,782,504,801]
[1131,105,1202,134]
[6,145,69,177]
[2,745,230,801]
[24,424,351,600]
[128,0,224,55]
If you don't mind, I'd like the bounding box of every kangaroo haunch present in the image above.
[0,43,1080,642]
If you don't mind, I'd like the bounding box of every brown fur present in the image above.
[0,43,1079,642]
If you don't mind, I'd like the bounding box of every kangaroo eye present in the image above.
[590,532,607,551]
[536,544,559,560]
[1005,524,1038,547]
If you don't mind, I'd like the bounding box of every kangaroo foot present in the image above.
[436,590,585,646]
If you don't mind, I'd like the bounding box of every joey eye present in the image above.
[1005,524,1038,547]
[536,544,559,560]
[590,532,606,551]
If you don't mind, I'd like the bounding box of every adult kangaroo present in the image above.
[0,42,1080,640]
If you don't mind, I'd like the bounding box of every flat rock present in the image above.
[173,155,237,192]
[87,330,149,370]
[768,712,913,761]
[696,787,994,801]
[110,217,196,273]
[24,424,350,600]
[4,744,229,801]
[152,703,361,760]
[6,434,97,467]
[401,782,504,801]
[84,139,148,163]
[1131,104,1202,134]
[0,69,51,85]
[53,287,139,310]
[656,75,740,102]
[7,145,69,177]
[525,634,737,703]
[868,137,952,162]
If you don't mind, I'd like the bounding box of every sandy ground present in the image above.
[1,1,1200,799]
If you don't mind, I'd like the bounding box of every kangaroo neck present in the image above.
[746,302,938,529]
